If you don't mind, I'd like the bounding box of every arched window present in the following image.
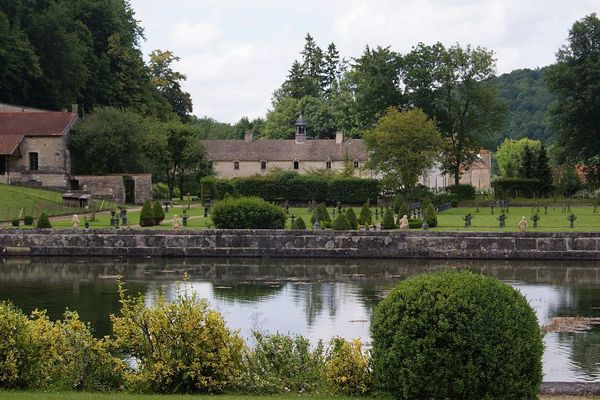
[261,160,267,170]
[234,161,240,170]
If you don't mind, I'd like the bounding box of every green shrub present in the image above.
[358,204,372,225]
[381,209,396,230]
[310,203,331,225]
[371,271,543,400]
[152,201,165,225]
[332,213,351,230]
[11,219,19,227]
[423,202,438,228]
[393,194,409,216]
[432,193,459,207]
[345,208,359,230]
[446,184,476,200]
[325,338,372,395]
[240,333,324,394]
[0,301,37,389]
[111,282,244,393]
[211,197,286,229]
[152,183,169,200]
[492,178,549,199]
[36,213,51,229]
[23,216,34,226]
[291,216,307,230]
[408,219,423,229]
[215,179,237,200]
[200,176,217,204]
[328,178,380,205]
[139,201,155,227]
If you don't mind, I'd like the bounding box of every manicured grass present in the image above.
[0,392,596,399]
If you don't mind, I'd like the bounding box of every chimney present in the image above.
[335,131,344,144]
[71,104,79,114]
[244,131,253,142]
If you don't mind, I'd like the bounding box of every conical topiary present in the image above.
[139,200,155,227]
[382,208,396,230]
[153,201,165,225]
[393,194,409,217]
[346,208,359,230]
[37,212,52,229]
[358,204,373,226]
[332,213,352,230]
[311,203,331,224]
[292,216,307,230]
[424,202,438,228]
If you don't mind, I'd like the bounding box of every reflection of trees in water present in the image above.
[212,284,283,304]
[557,328,600,380]
[548,287,600,319]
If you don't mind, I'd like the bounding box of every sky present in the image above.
[130,0,598,123]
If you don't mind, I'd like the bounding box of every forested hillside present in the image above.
[490,68,555,147]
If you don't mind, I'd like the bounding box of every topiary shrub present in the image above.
[111,281,244,393]
[211,197,286,229]
[408,219,423,229]
[139,201,155,227]
[345,208,359,230]
[332,213,351,230]
[381,209,396,230]
[358,204,372,226]
[291,216,307,230]
[393,193,409,216]
[371,271,543,400]
[11,219,19,227]
[23,216,34,226]
[325,337,372,396]
[152,201,165,225]
[423,202,438,228]
[36,213,51,229]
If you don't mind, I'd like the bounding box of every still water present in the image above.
[0,256,599,382]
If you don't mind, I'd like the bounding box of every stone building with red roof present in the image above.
[0,103,77,187]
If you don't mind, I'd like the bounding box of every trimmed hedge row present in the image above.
[492,178,553,198]
[201,174,379,205]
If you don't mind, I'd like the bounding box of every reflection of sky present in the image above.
[142,279,599,382]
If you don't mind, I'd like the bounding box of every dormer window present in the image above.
[326,161,332,169]
[234,161,240,170]
[353,161,359,169]
[293,161,299,170]
[261,160,267,170]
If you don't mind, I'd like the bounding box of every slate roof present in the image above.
[203,138,368,162]
[0,112,77,137]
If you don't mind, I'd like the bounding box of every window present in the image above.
[0,156,5,175]
[208,161,213,170]
[261,160,267,170]
[353,161,359,169]
[326,161,332,169]
[293,161,299,170]
[234,161,240,170]
[29,152,39,171]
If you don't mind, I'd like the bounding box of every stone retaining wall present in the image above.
[2,229,600,260]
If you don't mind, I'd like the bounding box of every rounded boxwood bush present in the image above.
[139,201,155,227]
[371,271,543,400]
[23,216,34,226]
[212,196,286,229]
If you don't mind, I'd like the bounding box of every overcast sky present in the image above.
[130,0,598,123]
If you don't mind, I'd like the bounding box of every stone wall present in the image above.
[7,136,70,187]
[70,174,152,205]
[2,230,600,260]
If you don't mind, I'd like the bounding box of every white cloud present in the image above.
[171,22,223,53]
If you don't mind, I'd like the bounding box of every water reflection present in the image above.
[0,256,599,381]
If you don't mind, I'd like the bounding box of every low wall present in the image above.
[2,230,600,260]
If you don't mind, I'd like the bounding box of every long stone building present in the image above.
[204,114,492,189]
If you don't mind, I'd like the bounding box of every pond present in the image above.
[0,256,599,382]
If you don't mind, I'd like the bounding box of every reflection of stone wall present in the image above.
[3,230,600,260]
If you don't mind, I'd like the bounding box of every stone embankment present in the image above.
[2,229,600,260]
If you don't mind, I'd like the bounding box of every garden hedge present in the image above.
[492,178,552,198]
[211,197,286,229]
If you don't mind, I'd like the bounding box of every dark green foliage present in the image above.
[445,184,476,201]
[492,178,549,198]
[328,178,379,205]
[36,213,51,229]
[23,216,34,226]
[345,208,359,230]
[332,214,351,230]
[358,204,372,225]
[291,216,307,230]
[214,179,237,199]
[139,201,155,227]
[535,143,553,185]
[310,204,331,225]
[240,332,325,394]
[371,271,543,400]
[489,68,555,146]
[211,197,286,229]
[432,193,459,207]
[11,219,19,227]
[381,209,396,230]
[408,219,423,229]
[423,202,438,228]
[393,193,409,216]
[152,201,165,225]
[519,144,536,179]
[200,176,217,204]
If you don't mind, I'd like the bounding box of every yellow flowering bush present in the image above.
[324,337,372,395]
[0,301,38,388]
[111,282,245,393]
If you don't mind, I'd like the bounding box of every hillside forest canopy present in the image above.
[1,1,599,193]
